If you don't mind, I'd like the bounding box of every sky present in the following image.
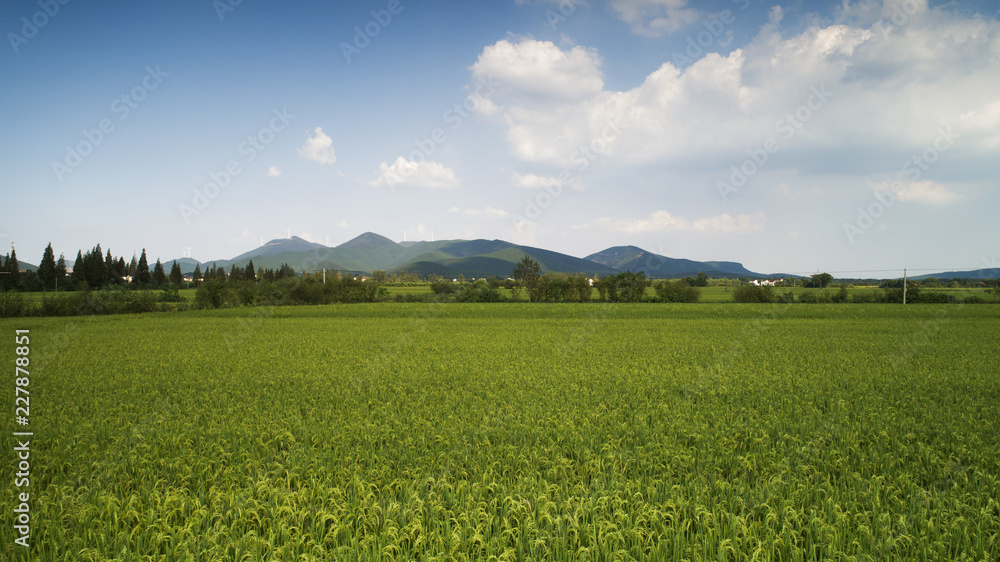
[1,0,998,276]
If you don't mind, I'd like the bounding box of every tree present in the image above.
[38,243,56,290]
[810,272,834,294]
[6,247,20,290]
[370,270,388,285]
[511,255,541,301]
[152,259,167,287]
[245,259,256,282]
[72,250,87,287]
[136,249,151,285]
[192,263,203,286]
[55,253,67,290]
[169,260,183,286]
[694,271,709,287]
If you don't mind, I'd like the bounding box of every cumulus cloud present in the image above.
[298,127,337,165]
[871,179,962,204]
[611,0,700,37]
[470,38,603,103]
[577,210,767,234]
[266,166,281,177]
[472,6,1000,170]
[449,206,510,219]
[510,171,579,190]
[369,157,461,189]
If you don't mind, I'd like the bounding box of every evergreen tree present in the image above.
[39,243,56,290]
[55,253,67,291]
[245,259,256,281]
[0,252,8,291]
[152,259,167,287]
[116,257,127,281]
[192,263,203,285]
[136,249,151,285]
[229,264,241,281]
[128,256,138,279]
[72,250,87,286]
[7,247,20,290]
[105,250,116,284]
[85,244,107,288]
[169,260,183,286]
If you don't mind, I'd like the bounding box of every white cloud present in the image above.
[266,166,281,177]
[871,179,962,204]
[471,38,603,104]
[448,206,510,219]
[369,157,461,189]
[472,6,1000,170]
[611,0,700,37]
[511,171,580,190]
[578,210,767,234]
[298,127,337,165]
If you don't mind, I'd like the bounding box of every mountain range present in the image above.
[167,233,767,279]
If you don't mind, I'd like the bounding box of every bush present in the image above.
[455,279,506,303]
[0,292,30,317]
[733,285,775,303]
[653,280,700,303]
[196,278,231,309]
[963,295,986,304]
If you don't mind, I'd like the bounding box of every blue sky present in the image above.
[2,0,998,276]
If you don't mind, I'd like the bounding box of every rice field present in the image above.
[2,303,998,560]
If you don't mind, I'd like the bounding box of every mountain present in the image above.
[586,246,759,278]
[165,257,201,273]
[230,236,326,261]
[165,232,770,279]
[910,268,1000,280]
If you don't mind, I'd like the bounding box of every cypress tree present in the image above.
[152,259,167,287]
[169,260,183,286]
[39,243,56,290]
[72,250,87,286]
[192,263,203,285]
[55,253,67,291]
[7,247,20,290]
[136,249,151,285]
[245,259,256,281]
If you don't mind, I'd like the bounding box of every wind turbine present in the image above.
[286,227,291,240]
[259,236,264,247]
[184,247,192,258]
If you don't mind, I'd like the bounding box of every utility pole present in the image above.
[903,268,907,305]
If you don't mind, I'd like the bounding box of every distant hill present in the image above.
[910,268,1000,280]
[586,246,759,278]
[160,232,775,279]
[230,236,326,261]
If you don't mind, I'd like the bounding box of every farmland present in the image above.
[2,304,998,560]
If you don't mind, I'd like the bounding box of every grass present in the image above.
[2,303,998,560]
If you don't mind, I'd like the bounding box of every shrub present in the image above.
[733,285,775,303]
[653,280,700,303]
